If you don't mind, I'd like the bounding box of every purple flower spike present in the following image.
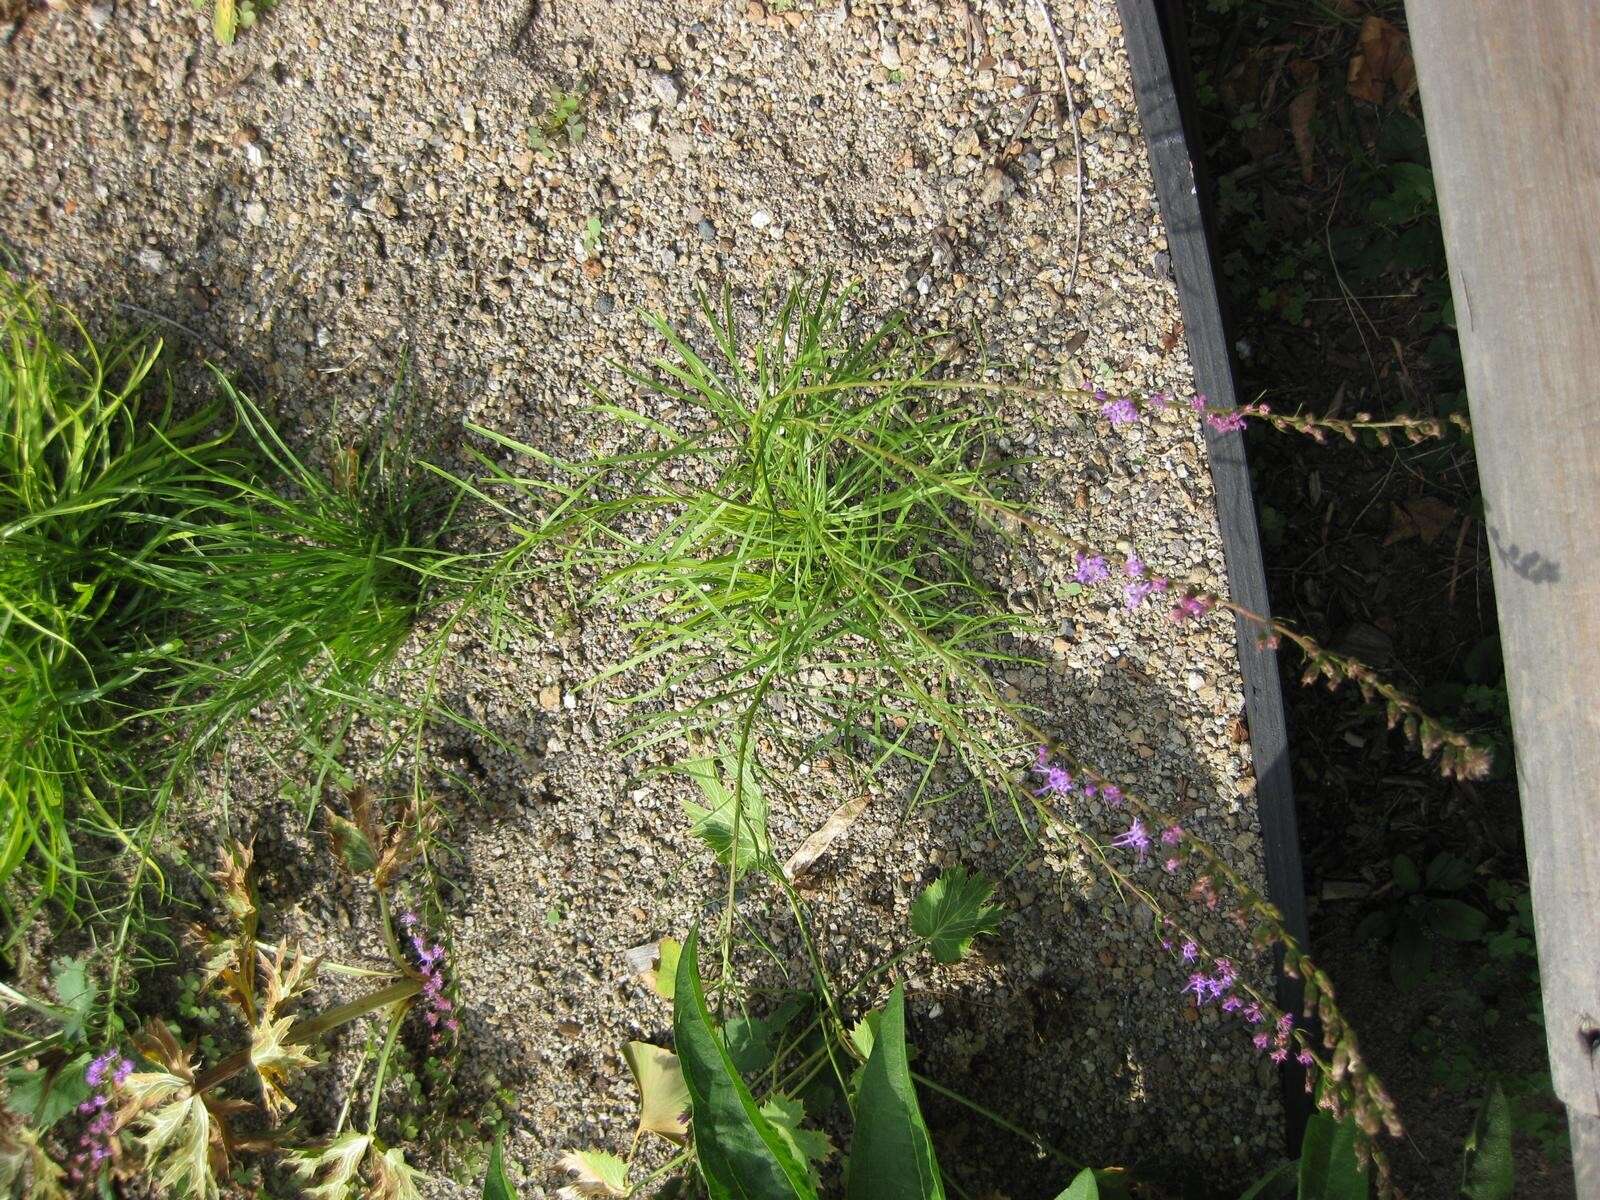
[1035,765,1075,797]
[1110,818,1152,864]
[1102,396,1140,426]
[1180,940,1199,963]
[1190,393,1209,412]
[1206,409,1248,434]
[1100,784,1123,807]
[1073,552,1110,585]
[1169,594,1212,623]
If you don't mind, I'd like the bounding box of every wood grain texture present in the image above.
[1114,0,1312,1150]
[1406,0,1600,1133]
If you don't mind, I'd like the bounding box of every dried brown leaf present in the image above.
[782,795,868,880]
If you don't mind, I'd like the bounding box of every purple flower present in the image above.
[1270,1047,1290,1064]
[1123,580,1154,609]
[1035,765,1075,797]
[1206,409,1248,434]
[68,1050,132,1185]
[1163,856,1181,873]
[1073,552,1110,585]
[1160,825,1184,846]
[1180,940,1199,963]
[1149,392,1173,410]
[1297,1050,1316,1067]
[1190,393,1209,412]
[1034,745,1051,771]
[1213,958,1237,989]
[1125,555,1147,578]
[1101,396,1140,426]
[1253,1032,1272,1051]
[1277,1012,1295,1034]
[1169,594,1212,623]
[1221,995,1244,1013]
[1242,1002,1265,1025]
[1100,784,1123,807]
[1110,818,1152,864]
[404,912,461,1046]
[1182,972,1211,1001]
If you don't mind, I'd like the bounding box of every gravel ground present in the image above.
[2,0,1284,1195]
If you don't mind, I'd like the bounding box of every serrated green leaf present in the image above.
[845,984,945,1200]
[910,866,1001,964]
[482,1137,517,1200]
[1392,854,1421,893]
[680,756,770,879]
[760,1095,835,1187]
[624,1041,690,1143]
[5,1054,91,1131]
[1461,1084,1514,1200]
[52,957,96,1041]
[1052,1168,1098,1200]
[1297,1112,1369,1200]
[1427,899,1487,942]
[673,928,816,1200]
[212,0,237,43]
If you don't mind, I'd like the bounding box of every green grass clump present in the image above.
[475,279,1036,810]
[0,279,223,905]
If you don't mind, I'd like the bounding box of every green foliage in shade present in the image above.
[1460,1084,1515,1200]
[673,927,818,1200]
[1053,1168,1100,1200]
[481,1136,517,1200]
[51,957,96,1041]
[1356,851,1487,991]
[845,984,945,1200]
[470,279,1039,818]
[910,866,1002,964]
[1235,1159,1297,1200]
[4,1053,90,1131]
[1295,1113,1368,1200]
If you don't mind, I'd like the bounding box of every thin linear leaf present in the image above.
[910,866,1002,964]
[845,984,945,1200]
[673,928,817,1200]
[1460,1084,1514,1200]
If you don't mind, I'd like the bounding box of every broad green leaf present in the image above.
[680,756,770,879]
[844,984,945,1200]
[212,0,237,43]
[1052,1168,1098,1200]
[1425,852,1472,892]
[1391,854,1421,894]
[847,1011,882,1061]
[52,957,96,1041]
[1352,910,1393,944]
[1427,899,1488,942]
[910,866,1001,964]
[1460,1084,1514,1200]
[1297,1112,1368,1200]
[556,1150,629,1197]
[760,1095,835,1187]
[673,928,817,1200]
[623,1041,690,1143]
[5,1054,91,1131]
[1389,920,1431,991]
[482,1137,517,1200]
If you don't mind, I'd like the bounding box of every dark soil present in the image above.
[1181,1,1572,1196]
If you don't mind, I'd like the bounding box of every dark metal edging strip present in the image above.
[1113,0,1313,1152]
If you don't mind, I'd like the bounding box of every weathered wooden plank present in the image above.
[1406,0,1600,1164]
[1114,0,1313,1149]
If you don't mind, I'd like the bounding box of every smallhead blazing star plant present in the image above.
[458,279,1489,1196]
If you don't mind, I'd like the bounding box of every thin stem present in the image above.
[365,1002,407,1136]
[911,1070,1084,1171]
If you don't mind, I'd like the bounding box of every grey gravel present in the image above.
[0,0,1283,1194]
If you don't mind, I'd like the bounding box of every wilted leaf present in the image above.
[910,867,1002,964]
[136,1095,220,1200]
[760,1094,835,1187]
[623,1041,690,1143]
[1460,1084,1514,1200]
[288,1132,371,1200]
[672,928,817,1199]
[325,808,377,877]
[1346,16,1414,106]
[844,984,945,1200]
[371,1146,425,1200]
[249,1014,318,1120]
[556,1150,629,1198]
[783,795,868,880]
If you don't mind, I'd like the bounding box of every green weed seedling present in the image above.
[194,0,276,45]
[1353,852,1486,990]
[529,89,586,160]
